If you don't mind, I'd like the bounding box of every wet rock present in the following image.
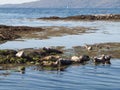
[0,30,19,40]
[18,66,26,74]
[0,50,17,56]
[0,25,44,41]
[39,14,120,21]
[38,16,60,19]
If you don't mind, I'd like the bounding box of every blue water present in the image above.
[0,59,120,90]
[0,8,120,49]
[0,8,120,19]
[0,8,120,26]
[0,8,120,90]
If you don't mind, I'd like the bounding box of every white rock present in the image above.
[16,51,24,57]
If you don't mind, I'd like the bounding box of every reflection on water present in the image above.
[0,59,120,90]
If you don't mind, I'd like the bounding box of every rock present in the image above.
[39,14,120,21]
[16,51,24,57]
[19,66,25,71]
[18,66,25,74]
[0,25,44,41]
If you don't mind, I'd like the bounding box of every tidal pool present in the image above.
[0,20,120,49]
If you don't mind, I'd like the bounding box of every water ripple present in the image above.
[0,59,120,90]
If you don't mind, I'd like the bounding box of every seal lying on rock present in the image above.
[71,55,90,63]
[93,55,111,64]
[85,44,92,51]
[43,47,63,54]
[55,58,72,66]
[16,51,24,57]
[79,55,90,63]
[105,55,111,64]
[71,56,80,62]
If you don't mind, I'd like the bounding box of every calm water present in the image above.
[0,8,120,90]
[0,59,120,90]
[0,8,120,26]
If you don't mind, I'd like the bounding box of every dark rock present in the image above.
[39,14,120,21]
[0,25,44,41]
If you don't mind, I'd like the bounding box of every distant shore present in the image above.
[38,14,120,21]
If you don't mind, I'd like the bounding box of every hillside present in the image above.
[0,0,120,8]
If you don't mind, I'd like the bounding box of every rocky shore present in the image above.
[0,25,92,42]
[0,25,44,41]
[0,17,119,71]
[38,14,120,21]
[0,43,120,71]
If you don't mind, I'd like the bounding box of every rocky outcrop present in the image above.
[0,25,44,41]
[39,14,120,21]
[0,47,63,64]
[0,43,120,71]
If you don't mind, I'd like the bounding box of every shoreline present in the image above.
[0,25,44,41]
[0,17,120,70]
[0,42,120,64]
[38,14,120,21]
[0,25,92,42]
[0,42,120,71]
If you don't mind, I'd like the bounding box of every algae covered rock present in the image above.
[0,48,63,64]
